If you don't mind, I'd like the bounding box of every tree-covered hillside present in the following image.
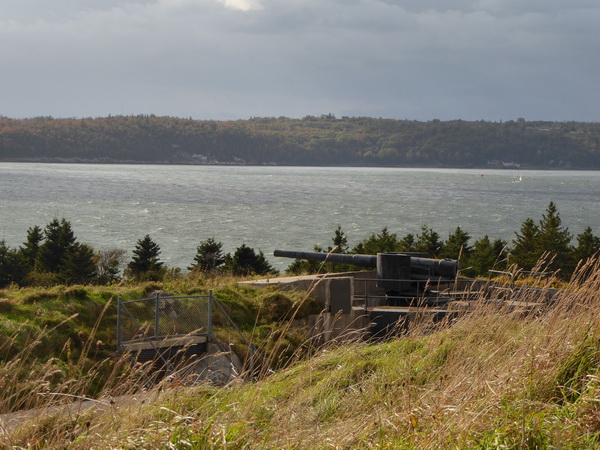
[1,115,599,168]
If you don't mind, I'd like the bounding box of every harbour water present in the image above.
[1,163,599,271]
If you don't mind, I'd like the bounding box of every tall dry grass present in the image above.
[3,257,600,448]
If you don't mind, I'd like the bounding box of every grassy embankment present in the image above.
[0,275,321,429]
[3,260,600,447]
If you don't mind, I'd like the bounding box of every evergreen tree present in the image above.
[189,238,225,272]
[414,225,443,257]
[398,233,416,252]
[59,243,97,285]
[127,235,164,280]
[572,226,600,280]
[352,227,400,254]
[468,235,501,277]
[491,238,509,268]
[35,218,77,273]
[226,244,276,276]
[574,226,600,263]
[328,225,349,253]
[0,240,28,288]
[536,202,573,274]
[20,225,43,270]
[440,226,472,262]
[510,217,541,271]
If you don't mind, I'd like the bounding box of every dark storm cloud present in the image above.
[1,0,599,121]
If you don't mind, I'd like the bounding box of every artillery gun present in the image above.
[274,249,459,305]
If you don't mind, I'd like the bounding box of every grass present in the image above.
[0,277,320,420]
[2,258,600,447]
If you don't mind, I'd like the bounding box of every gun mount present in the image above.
[273,250,459,305]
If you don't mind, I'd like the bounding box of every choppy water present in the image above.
[1,163,599,271]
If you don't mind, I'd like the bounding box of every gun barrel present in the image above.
[274,250,458,279]
[410,257,458,279]
[273,250,376,267]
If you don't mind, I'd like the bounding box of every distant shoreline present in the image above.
[0,158,589,171]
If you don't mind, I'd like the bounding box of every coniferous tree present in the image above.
[414,225,443,257]
[328,226,349,253]
[510,217,541,271]
[287,226,353,275]
[492,238,509,267]
[572,226,600,280]
[226,244,276,276]
[536,202,573,275]
[326,226,356,272]
[127,235,164,280]
[468,235,505,277]
[20,225,43,270]
[59,243,97,285]
[573,226,600,263]
[35,218,77,273]
[398,233,416,252]
[440,226,472,262]
[352,227,400,254]
[189,238,225,272]
[0,240,28,288]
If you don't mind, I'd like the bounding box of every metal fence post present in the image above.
[207,290,213,341]
[116,297,122,351]
[155,292,160,340]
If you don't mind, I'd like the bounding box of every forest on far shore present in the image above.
[1,115,600,168]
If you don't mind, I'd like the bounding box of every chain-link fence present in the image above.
[117,292,212,349]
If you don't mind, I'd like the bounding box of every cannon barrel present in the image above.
[273,250,376,267]
[273,250,458,280]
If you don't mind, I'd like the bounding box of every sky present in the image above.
[2,0,600,122]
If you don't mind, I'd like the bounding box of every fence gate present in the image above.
[116,291,213,372]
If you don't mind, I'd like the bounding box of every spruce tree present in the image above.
[35,218,77,273]
[0,240,28,288]
[440,226,472,262]
[20,225,44,270]
[574,226,600,262]
[189,238,225,272]
[127,235,164,280]
[414,225,443,257]
[573,226,600,279]
[491,238,509,267]
[352,227,400,254]
[510,217,541,271]
[226,244,275,276]
[59,243,97,285]
[536,201,573,274]
[398,233,416,252]
[468,235,498,277]
[328,226,349,253]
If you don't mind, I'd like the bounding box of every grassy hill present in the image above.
[2,261,600,447]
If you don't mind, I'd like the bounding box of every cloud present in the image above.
[217,0,263,11]
[1,0,600,121]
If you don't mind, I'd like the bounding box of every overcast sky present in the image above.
[2,0,599,121]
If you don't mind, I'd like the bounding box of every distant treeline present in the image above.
[1,202,598,288]
[0,220,276,288]
[289,202,599,281]
[1,115,600,168]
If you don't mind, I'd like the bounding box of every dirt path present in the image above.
[0,392,154,437]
